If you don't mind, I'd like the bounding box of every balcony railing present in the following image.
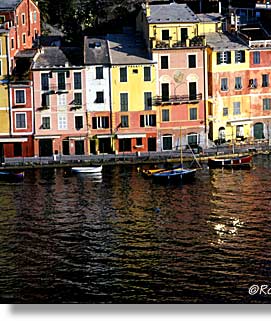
[152,93,202,106]
[153,36,205,49]
[41,83,72,92]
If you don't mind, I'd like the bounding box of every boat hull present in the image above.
[0,171,24,181]
[208,155,252,169]
[153,168,197,184]
[71,166,103,173]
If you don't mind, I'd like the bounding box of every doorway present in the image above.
[39,139,53,156]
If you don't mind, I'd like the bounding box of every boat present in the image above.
[0,170,24,181]
[138,166,165,178]
[207,155,252,169]
[71,165,103,173]
[152,167,197,184]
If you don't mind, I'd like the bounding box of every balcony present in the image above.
[153,36,205,50]
[152,93,202,106]
[42,83,72,93]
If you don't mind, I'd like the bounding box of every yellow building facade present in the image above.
[0,31,10,137]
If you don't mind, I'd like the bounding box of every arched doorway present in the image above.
[254,123,264,140]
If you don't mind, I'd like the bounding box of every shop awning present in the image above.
[116,133,146,139]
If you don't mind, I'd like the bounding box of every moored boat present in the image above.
[207,155,252,169]
[152,167,197,184]
[71,165,103,173]
[0,170,24,181]
[138,166,165,178]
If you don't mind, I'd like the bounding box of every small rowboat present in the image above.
[71,165,103,173]
[0,171,24,181]
[207,155,252,169]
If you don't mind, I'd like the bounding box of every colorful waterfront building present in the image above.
[32,47,88,157]
[0,0,40,70]
[205,31,251,144]
[84,37,113,155]
[107,31,157,153]
[137,1,207,150]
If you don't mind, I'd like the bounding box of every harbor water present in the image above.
[1,155,271,303]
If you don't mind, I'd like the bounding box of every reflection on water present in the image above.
[0,156,271,303]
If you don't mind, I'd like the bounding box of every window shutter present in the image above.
[92,117,97,129]
[140,115,145,127]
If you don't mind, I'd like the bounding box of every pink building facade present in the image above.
[32,47,88,157]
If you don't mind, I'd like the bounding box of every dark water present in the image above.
[1,155,271,303]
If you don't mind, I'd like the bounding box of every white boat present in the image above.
[71,165,103,173]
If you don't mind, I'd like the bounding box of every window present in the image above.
[22,33,26,44]
[236,125,244,138]
[33,11,37,23]
[96,67,103,79]
[162,135,172,151]
[75,116,83,130]
[144,92,152,110]
[162,109,169,121]
[15,113,26,129]
[187,133,198,146]
[41,117,50,129]
[22,13,25,25]
[235,50,245,63]
[11,38,14,49]
[262,74,269,87]
[189,107,197,120]
[217,51,231,64]
[233,101,241,115]
[74,93,82,106]
[161,83,169,101]
[223,107,228,116]
[188,54,196,68]
[144,66,151,81]
[57,93,66,106]
[189,82,197,100]
[249,78,257,88]
[58,115,67,130]
[95,91,104,103]
[162,29,170,40]
[92,116,109,129]
[221,78,228,91]
[263,98,271,110]
[133,69,138,74]
[74,72,82,89]
[140,114,156,127]
[235,77,242,90]
[41,73,49,91]
[136,137,142,146]
[58,72,66,90]
[119,139,131,152]
[120,93,128,111]
[120,67,127,82]
[253,51,260,64]
[15,90,25,104]
[121,115,129,128]
[41,93,50,107]
[161,56,168,69]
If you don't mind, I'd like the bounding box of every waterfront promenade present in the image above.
[1,141,270,170]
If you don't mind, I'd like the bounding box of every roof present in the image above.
[32,47,84,69]
[197,13,224,23]
[84,37,110,65]
[107,33,154,65]
[15,49,37,58]
[205,32,248,51]
[0,0,22,11]
[147,3,199,24]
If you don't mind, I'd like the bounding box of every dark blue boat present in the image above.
[0,171,24,181]
[152,167,197,184]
